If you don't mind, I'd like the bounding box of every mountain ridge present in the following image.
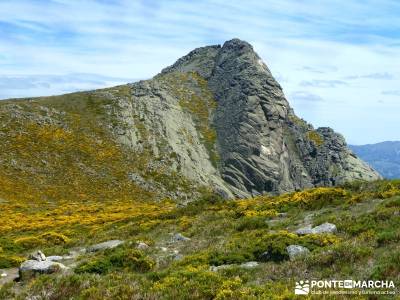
[0,38,381,201]
[350,141,400,179]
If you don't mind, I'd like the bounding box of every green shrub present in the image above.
[75,246,154,274]
[306,241,373,270]
[376,230,400,246]
[307,130,324,146]
[384,196,400,207]
[0,282,16,300]
[0,254,25,268]
[210,230,338,265]
[14,236,44,249]
[15,232,71,250]
[339,203,399,237]
[40,232,71,245]
[267,187,350,211]
[209,251,254,265]
[19,273,145,300]
[235,216,268,231]
[371,251,400,280]
[152,265,222,300]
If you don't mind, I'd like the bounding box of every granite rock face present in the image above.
[147,38,380,197]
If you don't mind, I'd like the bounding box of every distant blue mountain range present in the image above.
[350,141,400,179]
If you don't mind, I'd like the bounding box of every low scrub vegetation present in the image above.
[76,246,155,274]
[0,180,399,298]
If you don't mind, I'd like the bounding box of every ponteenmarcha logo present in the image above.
[295,280,310,295]
[294,279,396,296]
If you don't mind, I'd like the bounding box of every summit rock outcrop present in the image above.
[121,38,380,197]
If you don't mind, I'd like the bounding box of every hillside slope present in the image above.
[0,38,396,299]
[0,181,399,299]
[350,141,400,179]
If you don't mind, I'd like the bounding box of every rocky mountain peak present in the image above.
[159,38,381,197]
[0,39,382,201]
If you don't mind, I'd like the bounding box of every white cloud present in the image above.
[0,0,399,144]
[290,91,324,102]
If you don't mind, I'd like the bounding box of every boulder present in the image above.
[19,260,67,281]
[172,233,191,242]
[87,240,124,252]
[210,264,233,272]
[287,245,310,260]
[47,255,64,262]
[137,242,150,250]
[295,225,313,235]
[210,261,259,272]
[240,261,259,268]
[29,250,46,262]
[312,222,337,234]
[296,223,337,235]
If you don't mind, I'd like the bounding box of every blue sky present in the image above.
[0,0,399,144]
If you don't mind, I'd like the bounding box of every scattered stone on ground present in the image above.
[0,268,18,286]
[87,240,124,252]
[19,260,67,281]
[296,222,337,235]
[287,245,310,260]
[137,242,150,250]
[295,225,313,235]
[171,233,191,242]
[47,255,64,262]
[210,264,233,272]
[29,250,46,262]
[240,261,259,268]
[312,222,337,234]
[210,261,259,272]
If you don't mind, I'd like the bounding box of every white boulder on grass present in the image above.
[19,260,67,281]
[312,223,337,234]
[296,222,337,235]
[287,245,310,260]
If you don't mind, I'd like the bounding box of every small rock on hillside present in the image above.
[19,260,67,281]
[287,245,310,260]
[296,223,337,235]
[87,240,124,252]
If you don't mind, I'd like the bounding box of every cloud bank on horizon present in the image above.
[0,0,399,144]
